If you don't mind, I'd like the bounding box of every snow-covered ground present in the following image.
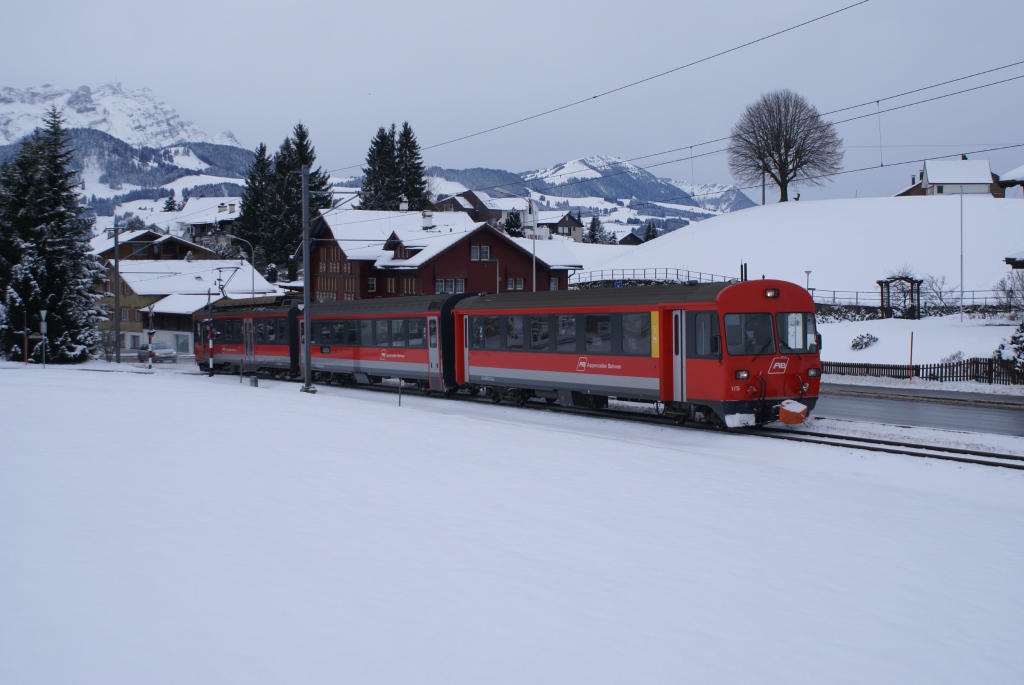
[589,196,1024,292]
[2,364,1023,684]
[822,373,1024,397]
[819,315,1018,364]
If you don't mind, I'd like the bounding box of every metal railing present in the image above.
[809,288,1010,307]
[570,268,735,286]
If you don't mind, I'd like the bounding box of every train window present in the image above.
[555,315,577,352]
[266,320,276,342]
[359,320,374,346]
[407,319,426,347]
[278,319,289,344]
[392,320,407,347]
[320,321,334,345]
[724,313,776,356]
[530,316,550,351]
[688,311,720,358]
[621,313,651,356]
[585,315,612,353]
[255,321,265,343]
[506,316,524,349]
[374,320,391,346]
[777,313,818,354]
[428,320,437,348]
[483,316,501,349]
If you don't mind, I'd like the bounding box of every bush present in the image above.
[940,350,964,364]
[851,333,878,350]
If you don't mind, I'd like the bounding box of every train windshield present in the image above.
[723,313,775,356]
[777,313,818,354]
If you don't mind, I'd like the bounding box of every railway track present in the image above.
[211,369,1024,471]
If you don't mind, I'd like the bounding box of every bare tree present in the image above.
[728,89,844,202]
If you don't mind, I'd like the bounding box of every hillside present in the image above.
[586,196,1024,291]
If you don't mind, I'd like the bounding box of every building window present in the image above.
[456,279,465,294]
[471,245,479,261]
[445,278,455,293]
[435,278,444,294]
[515,278,524,291]
[507,277,514,290]
[403,277,417,294]
[121,307,130,321]
[386,277,396,294]
[135,309,143,322]
[549,277,559,291]
[480,245,490,261]
[122,281,130,296]
[367,277,376,293]
[937,185,944,194]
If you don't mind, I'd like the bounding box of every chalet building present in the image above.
[305,209,577,302]
[95,259,278,353]
[896,159,1004,197]
[537,210,584,242]
[175,196,242,241]
[999,163,1024,198]
[90,228,220,262]
[432,190,537,230]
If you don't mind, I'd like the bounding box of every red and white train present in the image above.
[195,279,821,427]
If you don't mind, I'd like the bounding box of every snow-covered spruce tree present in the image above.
[0,107,104,362]
[162,190,179,212]
[234,143,278,274]
[503,209,524,237]
[359,124,400,210]
[643,222,658,242]
[1007,322,1024,372]
[395,122,429,211]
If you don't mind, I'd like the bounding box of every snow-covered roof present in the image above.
[585,196,1024,291]
[89,228,156,255]
[509,237,583,270]
[115,259,279,297]
[176,196,242,226]
[149,293,223,315]
[484,197,531,212]
[1000,164,1024,183]
[454,196,474,210]
[537,211,576,224]
[923,160,993,185]
[374,227,489,269]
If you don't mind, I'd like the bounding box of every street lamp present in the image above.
[805,270,812,290]
[214,231,256,300]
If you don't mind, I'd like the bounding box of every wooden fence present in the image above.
[823,358,1024,385]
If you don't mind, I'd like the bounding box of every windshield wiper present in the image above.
[751,339,775,362]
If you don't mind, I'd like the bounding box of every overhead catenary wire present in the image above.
[322,1,872,175]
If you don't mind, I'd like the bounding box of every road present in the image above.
[814,393,1024,437]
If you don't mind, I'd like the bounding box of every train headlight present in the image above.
[764,288,779,298]
[735,369,750,380]
[807,368,821,377]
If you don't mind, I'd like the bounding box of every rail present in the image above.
[810,288,1016,309]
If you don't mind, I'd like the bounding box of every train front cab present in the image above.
[674,279,820,427]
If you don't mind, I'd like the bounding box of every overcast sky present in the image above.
[3,0,1023,200]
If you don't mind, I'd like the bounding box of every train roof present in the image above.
[308,295,452,316]
[456,282,734,311]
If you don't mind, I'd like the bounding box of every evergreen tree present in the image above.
[395,122,429,210]
[584,216,602,243]
[643,222,658,242]
[162,190,179,212]
[0,107,103,362]
[266,124,331,269]
[234,143,278,273]
[503,209,524,237]
[360,124,399,210]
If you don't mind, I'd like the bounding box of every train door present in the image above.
[427,316,442,391]
[672,310,686,402]
[242,317,255,374]
[297,318,306,379]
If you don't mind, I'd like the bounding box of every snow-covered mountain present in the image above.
[663,180,757,214]
[0,83,239,147]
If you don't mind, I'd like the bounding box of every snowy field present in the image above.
[2,365,1024,684]
[819,315,1019,364]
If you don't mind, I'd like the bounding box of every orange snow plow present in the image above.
[779,400,809,425]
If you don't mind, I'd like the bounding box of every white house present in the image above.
[918,159,997,195]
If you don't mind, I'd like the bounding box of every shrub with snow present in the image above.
[940,350,965,364]
[850,333,878,350]
[994,321,1024,371]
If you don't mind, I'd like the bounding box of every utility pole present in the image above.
[113,220,121,363]
[761,167,766,206]
[300,164,315,393]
